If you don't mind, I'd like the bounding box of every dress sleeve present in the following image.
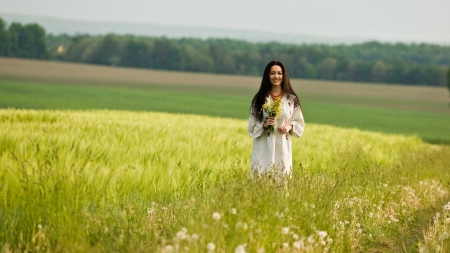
[247,113,264,139]
[289,96,305,138]
[247,103,265,139]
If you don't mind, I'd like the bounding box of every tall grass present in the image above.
[1,109,449,252]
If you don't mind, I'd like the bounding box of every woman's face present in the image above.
[269,65,283,87]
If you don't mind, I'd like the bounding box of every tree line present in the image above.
[0,18,47,59]
[1,17,450,88]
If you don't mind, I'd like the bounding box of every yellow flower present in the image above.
[262,97,283,133]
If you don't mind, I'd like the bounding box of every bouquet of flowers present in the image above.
[262,97,282,134]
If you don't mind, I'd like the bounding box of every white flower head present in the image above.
[281,227,289,235]
[282,242,289,248]
[192,233,199,240]
[207,242,216,252]
[318,231,328,238]
[230,208,237,215]
[235,244,246,253]
[176,231,187,240]
[307,235,315,244]
[293,241,304,249]
[164,245,174,253]
[212,212,221,221]
[292,233,299,240]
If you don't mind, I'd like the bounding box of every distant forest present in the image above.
[1,17,450,87]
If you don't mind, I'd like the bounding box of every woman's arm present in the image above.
[247,113,265,138]
[289,99,305,138]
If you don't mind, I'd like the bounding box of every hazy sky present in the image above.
[2,0,450,43]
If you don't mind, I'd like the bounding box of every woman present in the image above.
[248,60,305,178]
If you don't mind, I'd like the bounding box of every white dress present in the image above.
[247,94,305,177]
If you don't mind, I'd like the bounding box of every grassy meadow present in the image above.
[1,109,450,252]
[1,57,450,252]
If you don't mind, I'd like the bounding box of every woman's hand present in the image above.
[263,117,276,128]
[278,124,292,134]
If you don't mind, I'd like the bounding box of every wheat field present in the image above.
[1,109,449,252]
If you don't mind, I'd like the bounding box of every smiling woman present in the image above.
[247,60,305,178]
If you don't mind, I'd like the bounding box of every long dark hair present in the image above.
[251,60,302,121]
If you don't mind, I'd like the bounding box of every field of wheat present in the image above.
[1,109,449,252]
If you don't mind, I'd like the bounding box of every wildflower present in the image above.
[257,248,265,253]
[440,232,449,241]
[444,204,450,211]
[192,233,199,240]
[281,227,289,235]
[37,224,43,230]
[164,245,174,253]
[318,231,328,238]
[356,223,360,228]
[292,233,299,240]
[307,235,315,244]
[177,231,187,240]
[212,212,221,221]
[235,244,246,253]
[230,208,237,215]
[261,97,282,133]
[207,242,216,252]
[293,241,304,249]
[282,242,289,248]
[181,227,187,233]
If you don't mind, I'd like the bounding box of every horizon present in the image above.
[1,0,450,45]
[1,12,450,46]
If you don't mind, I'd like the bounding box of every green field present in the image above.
[1,79,449,144]
[1,58,450,252]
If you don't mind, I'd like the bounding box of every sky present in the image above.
[1,0,450,44]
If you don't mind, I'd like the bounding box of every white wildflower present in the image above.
[281,227,289,235]
[307,235,315,244]
[318,231,328,238]
[37,224,43,230]
[235,244,246,253]
[181,227,187,233]
[293,240,304,249]
[212,212,221,221]
[439,232,449,241]
[282,242,289,248]
[230,208,237,215]
[207,242,216,252]
[164,245,174,253]
[192,233,199,240]
[292,233,299,240]
[177,231,187,240]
